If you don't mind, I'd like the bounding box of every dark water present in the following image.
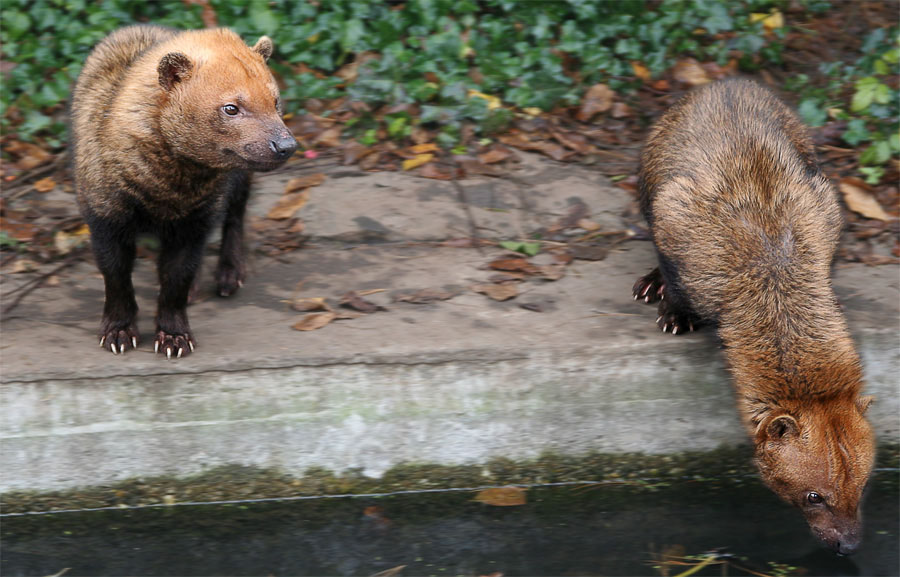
[2,474,897,577]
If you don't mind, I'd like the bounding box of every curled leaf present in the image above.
[292,312,336,331]
[472,283,518,301]
[840,177,891,221]
[474,487,527,506]
[402,153,434,171]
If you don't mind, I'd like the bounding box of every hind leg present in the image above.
[216,170,250,297]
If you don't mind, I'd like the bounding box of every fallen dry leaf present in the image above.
[314,126,342,148]
[370,565,407,577]
[284,173,326,193]
[0,217,37,242]
[672,58,710,86]
[631,61,652,82]
[343,142,374,165]
[497,134,570,162]
[33,177,56,193]
[610,102,632,119]
[570,244,610,261]
[420,162,463,180]
[478,147,513,164]
[4,141,53,171]
[472,283,518,301]
[537,263,566,281]
[551,130,594,154]
[292,311,336,331]
[339,291,384,313]
[408,143,440,155]
[291,297,331,312]
[402,153,434,171]
[487,257,541,275]
[488,272,526,283]
[576,83,615,122]
[267,191,310,220]
[839,177,891,221]
[392,287,460,304]
[474,487,527,506]
[8,258,38,273]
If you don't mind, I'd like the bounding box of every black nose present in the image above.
[269,135,297,159]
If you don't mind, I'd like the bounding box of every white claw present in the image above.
[660,293,665,300]
[111,343,118,354]
[155,341,160,354]
[633,294,638,301]
[100,336,106,347]
[673,326,679,335]
[663,323,669,333]
[119,343,125,354]
[641,284,651,297]
[237,280,243,288]
[644,296,650,303]
[189,341,195,352]
[656,316,662,324]
[132,337,138,349]
[166,348,172,360]
[177,348,183,359]
[689,321,694,332]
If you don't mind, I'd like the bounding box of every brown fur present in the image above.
[72,26,296,357]
[634,79,875,554]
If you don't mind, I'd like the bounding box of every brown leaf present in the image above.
[550,130,594,154]
[478,146,514,164]
[33,177,56,193]
[548,201,590,233]
[359,151,382,171]
[291,297,331,312]
[339,291,384,313]
[488,272,526,283]
[267,190,310,220]
[537,263,566,281]
[292,312,336,331]
[839,177,891,221]
[457,158,503,177]
[370,565,407,577]
[576,219,601,232]
[314,126,343,148]
[473,487,527,506]
[0,217,37,242]
[420,162,463,180]
[497,134,571,161]
[472,283,518,301]
[391,287,461,304]
[488,257,540,275]
[610,102,632,119]
[672,58,710,86]
[576,83,615,122]
[4,141,53,171]
[284,173,326,193]
[343,142,374,165]
[570,243,610,261]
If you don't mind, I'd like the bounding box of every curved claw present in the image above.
[166,348,172,360]
[177,348,183,359]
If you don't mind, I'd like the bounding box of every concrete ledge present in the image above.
[2,155,897,495]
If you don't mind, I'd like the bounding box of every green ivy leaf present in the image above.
[859,140,891,165]
[797,98,827,127]
[499,240,541,256]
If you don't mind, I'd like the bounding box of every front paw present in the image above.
[99,323,139,355]
[154,330,195,359]
[632,268,665,304]
[655,301,699,336]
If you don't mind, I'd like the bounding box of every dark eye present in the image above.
[223,104,239,116]
[807,492,824,504]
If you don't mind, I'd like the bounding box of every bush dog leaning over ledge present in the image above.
[72,25,297,359]
[632,78,875,555]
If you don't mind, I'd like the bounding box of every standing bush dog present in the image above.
[633,78,875,554]
[72,25,296,358]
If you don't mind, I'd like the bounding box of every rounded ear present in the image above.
[158,52,193,91]
[856,395,874,414]
[253,36,273,61]
[765,414,799,441]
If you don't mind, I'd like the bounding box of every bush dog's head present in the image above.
[755,395,875,555]
[156,29,296,171]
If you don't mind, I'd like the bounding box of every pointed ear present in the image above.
[856,395,874,414]
[253,36,273,61]
[764,414,799,441]
[158,52,193,91]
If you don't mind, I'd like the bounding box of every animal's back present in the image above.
[640,79,843,321]
[71,26,175,158]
